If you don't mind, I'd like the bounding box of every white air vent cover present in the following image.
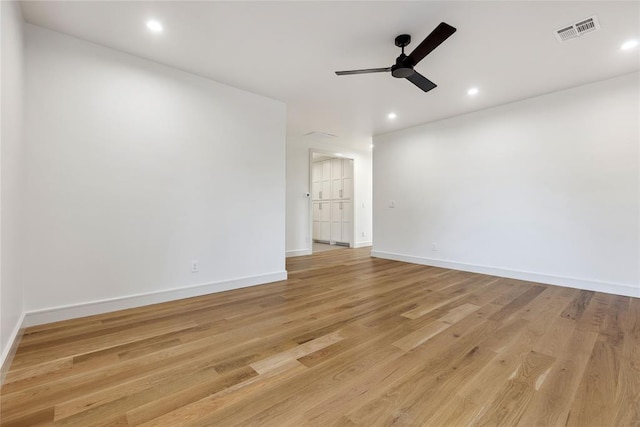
[304,131,337,139]
[555,16,600,42]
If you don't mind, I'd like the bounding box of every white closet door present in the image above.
[313,202,331,241]
[320,160,331,200]
[341,201,352,244]
[342,178,353,199]
[312,161,322,179]
[330,201,342,242]
[330,158,342,199]
[342,159,353,199]
[312,202,321,240]
[311,162,322,200]
[330,200,352,244]
[320,201,330,221]
[320,182,331,200]
[320,201,331,241]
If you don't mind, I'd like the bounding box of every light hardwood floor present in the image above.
[1,248,638,426]
[312,242,347,253]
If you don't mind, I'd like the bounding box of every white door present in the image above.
[312,161,331,200]
[313,201,331,241]
[320,160,331,200]
[331,158,343,199]
[320,201,330,240]
[341,201,352,244]
[330,200,352,244]
[342,159,353,200]
[311,162,322,200]
[330,201,342,242]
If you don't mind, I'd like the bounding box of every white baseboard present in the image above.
[23,271,288,327]
[370,251,639,298]
[286,249,312,257]
[353,241,373,249]
[1,311,26,386]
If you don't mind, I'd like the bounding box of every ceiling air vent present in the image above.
[304,131,337,139]
[554,16,600,42]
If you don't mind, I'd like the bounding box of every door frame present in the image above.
[308,149,355,252]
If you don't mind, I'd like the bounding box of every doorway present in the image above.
[309,151,354,254]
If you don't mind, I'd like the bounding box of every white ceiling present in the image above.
[20,1,640,150]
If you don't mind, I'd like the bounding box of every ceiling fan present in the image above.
[335,22,457,93]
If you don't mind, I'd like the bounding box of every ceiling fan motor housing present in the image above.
[391,54,415,78]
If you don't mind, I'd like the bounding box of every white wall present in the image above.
[373,73,639,297]
[1,0,25,373]
[286,138,372,256]
[23,25,287,323]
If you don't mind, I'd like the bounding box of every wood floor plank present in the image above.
[1,247,636,426]
[560,290,596,321]
[132,359,307,426]
[304,310,506,426]
[423,394,484,427]
[52,351,224,421]
[343,314,528,425]
[614,296,640,426]
[471,352,557,426]
[250,330,343,374]
[565,335,621,427]
[489,284,547,322]
[454,297,566,408]
[575,292,611,332]
[392,320,451,352]
[516,328,599,427]
[392,302,481,351]
[565,294,629,427]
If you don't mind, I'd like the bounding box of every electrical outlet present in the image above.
[432,243,438,252]
[389,200,395,208]
[361,231,365,237]
[191,260,199,273]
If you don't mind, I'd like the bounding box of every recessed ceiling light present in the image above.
[146,20,163,33]
[467,87,479,96]
[621,39,639,50]
[387,113,397,120]
[335,153,344,157]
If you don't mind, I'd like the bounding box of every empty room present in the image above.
[1,1,638,426]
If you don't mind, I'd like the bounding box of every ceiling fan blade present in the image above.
[407,22,456,66]
[406,72,437,92]
[335,67,392,76]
